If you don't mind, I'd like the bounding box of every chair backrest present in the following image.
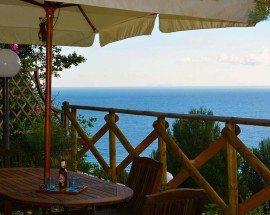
[123,157,163,214]
[142,188,206,215]
[0,149,22,168]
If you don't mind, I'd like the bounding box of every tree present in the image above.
[249,0,270,22]
[18,45,86,79]
[239,138,270,199]
[18,115,72,168]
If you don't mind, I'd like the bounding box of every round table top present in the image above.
[0,167,133,207]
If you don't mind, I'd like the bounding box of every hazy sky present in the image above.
[53,21,270,88]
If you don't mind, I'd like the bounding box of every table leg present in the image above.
[3,199,12,215]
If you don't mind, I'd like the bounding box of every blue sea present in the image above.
[52,87,270,166]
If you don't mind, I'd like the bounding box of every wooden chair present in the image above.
[65,156,163,215]
[142,188,206,215]
[118,156,163,214]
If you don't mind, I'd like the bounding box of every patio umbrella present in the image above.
[0,0,256,179]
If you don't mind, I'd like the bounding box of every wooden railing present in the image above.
[60,102,270,215]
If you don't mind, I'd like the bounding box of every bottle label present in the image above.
[59,159,67,189]
[59,173,66,188]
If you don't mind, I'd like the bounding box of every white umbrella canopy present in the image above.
[0,0,257,179]
[1,0,256,47]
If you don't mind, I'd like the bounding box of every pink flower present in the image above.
[81,141,89,149]
[8,44,19,55]
[34,105,40,113]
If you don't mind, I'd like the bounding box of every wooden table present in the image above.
[0,168,133,214]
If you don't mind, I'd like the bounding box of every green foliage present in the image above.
[171,108,221,160]
[239,138,270,200]
[77,157,106,176]
[204,203,222,215]
[118,170,129,184]
[248,201,270,215]
[17,115,72,168]
[18,44,86,79]
[77,114,97,135]
[77,157,128,184]
[249,0,270,22]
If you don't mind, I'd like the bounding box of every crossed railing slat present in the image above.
[153,120,229,213]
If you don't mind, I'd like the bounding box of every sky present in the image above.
[52,21,270,88]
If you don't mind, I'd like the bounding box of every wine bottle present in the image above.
[59,159,67,190]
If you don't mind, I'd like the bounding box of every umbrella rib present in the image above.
[57,4,96,32]
[77,5,97,32]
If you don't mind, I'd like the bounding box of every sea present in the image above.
[52,87,270,166]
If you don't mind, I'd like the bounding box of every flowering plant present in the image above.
[81,141,90,149]
[0,43,19,55]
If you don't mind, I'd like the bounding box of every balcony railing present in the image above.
[10,68,267,214]
[56,101,270,215]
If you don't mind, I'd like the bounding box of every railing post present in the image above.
[226,123,239,215]
[71,107,78,171]
[109,112,117,182]
[158,117,167,183]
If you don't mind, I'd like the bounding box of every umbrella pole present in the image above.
[44,4,55,181]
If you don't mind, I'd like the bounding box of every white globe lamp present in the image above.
[166,172,174,182]
[0,49,21,77]
[0,49,21,149]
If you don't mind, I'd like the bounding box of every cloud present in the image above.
[217,55,258,65]
[177,56,211,64]
[217,47,270,66]
[178,57,192,63]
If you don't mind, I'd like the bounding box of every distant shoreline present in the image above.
[52,86,270,90]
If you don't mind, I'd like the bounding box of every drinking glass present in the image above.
[68,176,79,191]
[45,177,56,190]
